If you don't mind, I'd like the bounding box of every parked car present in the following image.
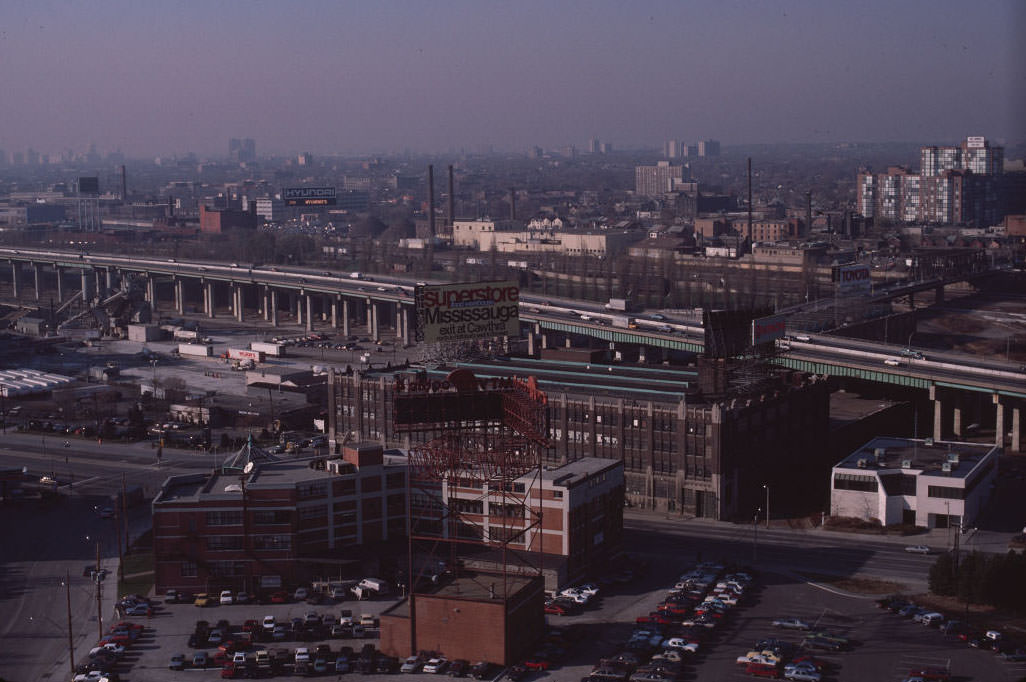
[424,657,449,674]
[471,661,493,679]
[904,545,931,554]
[169,654,187,670]
[448,659,470,677]
[219,590,234,605]
[772,617,811,630]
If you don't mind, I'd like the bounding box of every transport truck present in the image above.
[227,348,265,363]
[604,297,632,312]
[609,315,637,329]
[178,343,213,357]
[251,341,285,357]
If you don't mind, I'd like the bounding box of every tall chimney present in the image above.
[806,190,812,238]
[167,195,174,217]
[746,157,753,243]
[427,165,435,237]
[120,165,127,202]
[447,164,455,233]
[510,187,516,221]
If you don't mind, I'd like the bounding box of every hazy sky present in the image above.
[1,0,1023,157]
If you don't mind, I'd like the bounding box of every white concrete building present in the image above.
[830,437,998,530]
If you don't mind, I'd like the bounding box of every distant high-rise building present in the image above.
[858,136,1004,226]
[664,139,683,159]
[297,152,312,166]
[635,161,685,197]
[588,137,601,154]
[229,137,256,163]
[698,140,720,157]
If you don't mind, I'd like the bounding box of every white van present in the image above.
[921,612,944,626]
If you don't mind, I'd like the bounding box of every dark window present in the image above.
[833,473,878,492]
[928,485,963,500]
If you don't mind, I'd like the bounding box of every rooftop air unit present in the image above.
[856,458,868,468]
[941,462,952,473]
[901,460,912,469]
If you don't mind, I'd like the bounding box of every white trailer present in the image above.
[227,348,265,363]
[251,341,285,357]
[178,343,213,357]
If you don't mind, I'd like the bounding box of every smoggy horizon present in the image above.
[1,1,1023,158]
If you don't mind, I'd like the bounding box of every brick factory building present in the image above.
[152,440,408,595]
[327,366,829,521]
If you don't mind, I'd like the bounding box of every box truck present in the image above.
[604,298,632,312]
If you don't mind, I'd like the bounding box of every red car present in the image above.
[745,662,779,678]
[270,591,289,604]
[544,603,570,616]
[910,668,950,681]
[213,650,230,666]
[523,656,551,671]
[221,663,240,678]
[636,613,673,625]
[242,619,259,633]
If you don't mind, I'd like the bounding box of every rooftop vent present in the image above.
[941,462,952,473]
[901,460,912,469]
[925,437,935,446]
[856,458,869,468]
[947,452,960,465]
[874,447,886,460]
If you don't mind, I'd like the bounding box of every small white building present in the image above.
[830,437,998,529]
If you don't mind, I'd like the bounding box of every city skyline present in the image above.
[0,0,1023,157]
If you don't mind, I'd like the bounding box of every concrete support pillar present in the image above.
[933,394,944,442]
[96,271,103,299]
[639,345,647,363]
[401,306,411,347]
[541,334,549,350]
[174,279,184,314]
[56,266,63,302]
[527,331,536,356]
[295,294,303,326]
[395,303,403,339]
[564,337,572,349]
[305,295,313,333]
[105,268,113,293]
[1012,404,1022,453]
[205,281,215,318]
[342,298,351,337]
[262,287,270,321]
[331,297,338,329]
[81,269,89,303]
[995,395,1005,449]
[366,300,374,335]
[270,290,279,327]
[234,285,244,322]
[32,264,41,301]
[371,301,380,341]
[952,395,964,438]
[9,262,20,299]
[147,277,156,307]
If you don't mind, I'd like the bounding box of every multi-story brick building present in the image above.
[152,441,408,594]
[635,161,686,197]
[327,367,829,521]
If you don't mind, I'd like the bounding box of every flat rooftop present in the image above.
[537,457,621,487]
[836,437,997,479]
[385,571,539,618]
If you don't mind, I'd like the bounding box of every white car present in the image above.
[233,652,247,664]
[573,583,600,596]
[662,637,699,653]
[262,615,276,630]
[423,657,449,674]
[73,673,110,682]
[295,647,311,663]
[904,545,931,554]
[219,590,233,605]
[773,617,811,630]
[784,669,822,682]
[90,644,125,657]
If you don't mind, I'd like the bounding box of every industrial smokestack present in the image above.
[120,165,127,202]
[510,187,516,221]
[447,164,455,233]
[747,157,753,243]
[167,196,174,217]
[427,165,436,237]
[806,191,812,238]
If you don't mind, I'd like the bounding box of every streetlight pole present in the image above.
[764,485,770,530]
[64,570,74,674]
[753,507,761,563]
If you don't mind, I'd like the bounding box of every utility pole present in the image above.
[65,570,75,674]
[115,502,124,581]
[764,485,770,530]
[121,473,129,555]
[95,540,103,640]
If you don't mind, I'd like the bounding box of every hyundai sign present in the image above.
[835,263,872,295]
[751,314,787,346]
[282,186,337,207]
[415,280,520,344]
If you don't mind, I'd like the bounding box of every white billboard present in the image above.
[966,136,986,149]
[836,263,872,295]
[415,280,521,344]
